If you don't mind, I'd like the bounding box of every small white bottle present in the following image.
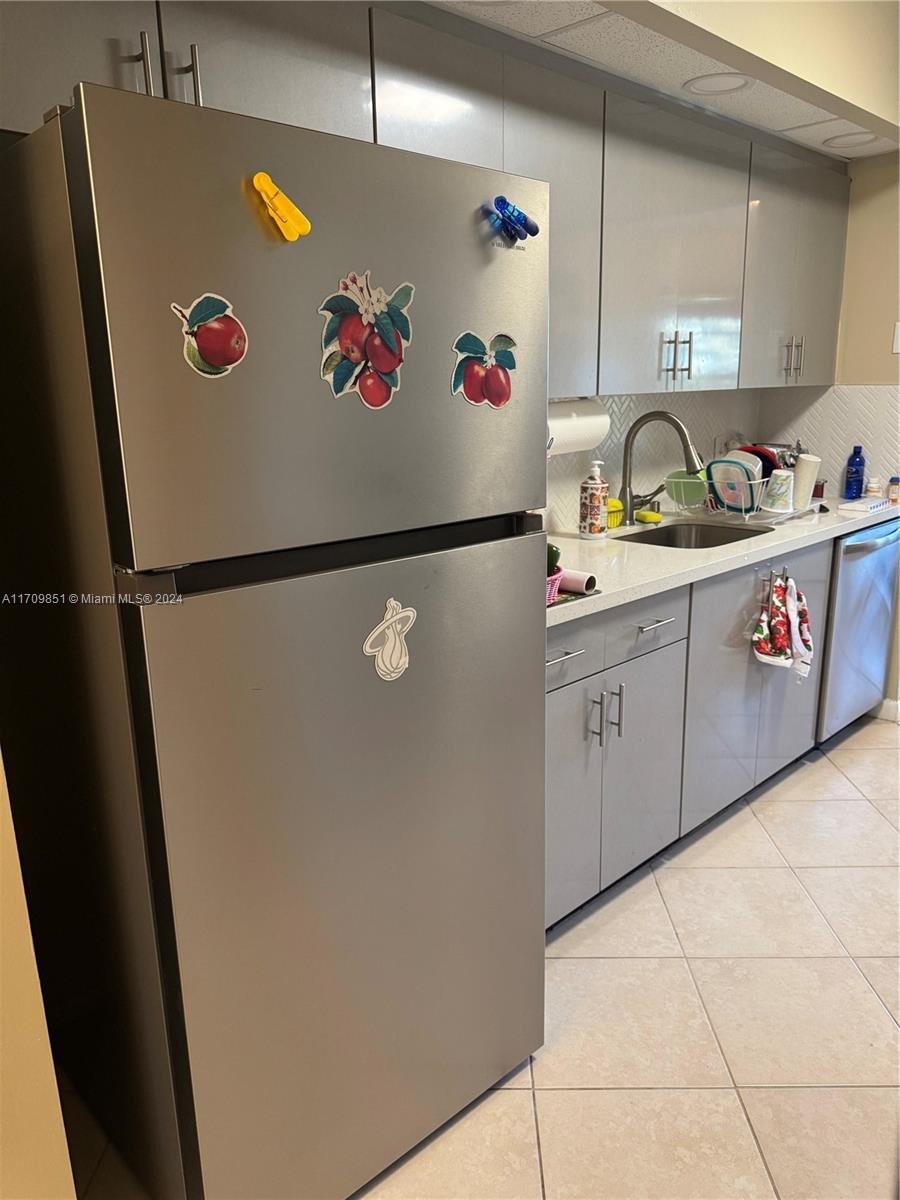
[579,460,609,540]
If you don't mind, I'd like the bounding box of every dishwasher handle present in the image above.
[844,526,900,555]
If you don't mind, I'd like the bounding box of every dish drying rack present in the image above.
[664,474,818,525]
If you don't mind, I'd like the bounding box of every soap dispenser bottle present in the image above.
[844,445,866,500]
[579,460,609,540]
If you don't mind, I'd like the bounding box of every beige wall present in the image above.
[655,1,899,127]
[837,152,900,386]
[1,754,74,1200]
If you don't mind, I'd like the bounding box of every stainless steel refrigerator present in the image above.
[1,84,547,1199]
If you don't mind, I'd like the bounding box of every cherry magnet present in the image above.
[451,332,517,408]
[252,171,311,242]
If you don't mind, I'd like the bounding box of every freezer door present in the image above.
[65,85,548,570]
[138,534,545,1200]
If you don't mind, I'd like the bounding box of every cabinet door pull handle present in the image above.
[139,31,155,96]
[785,335,795,377]
[605,683,625,738]
[589,693,607,745]
[190,43,203,106]
[638,616,676,634]
[794,335,805,378]
[678,330,693,380]
[663,330,679,377]
[545,648,586,668]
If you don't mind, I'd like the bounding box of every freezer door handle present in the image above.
[844,527,900,555]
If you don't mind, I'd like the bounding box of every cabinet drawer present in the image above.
[602,588,689,668]
[545,618,605,691]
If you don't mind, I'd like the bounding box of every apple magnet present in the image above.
[171,294,248,377]
[451,332,517,407]
[319,272,414,410]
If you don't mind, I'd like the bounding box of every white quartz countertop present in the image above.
[547,506,898,627]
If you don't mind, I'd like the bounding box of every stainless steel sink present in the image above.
[616,521,774,548]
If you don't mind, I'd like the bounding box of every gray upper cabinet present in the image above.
[739,145,849,388]
[599,95,749,395]
[599,641,686,889]
[503,58,603,399]
[371,10,502,168]
[157,2,372,140]
[0,2,159,133]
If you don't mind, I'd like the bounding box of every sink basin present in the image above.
[616,521,774,549]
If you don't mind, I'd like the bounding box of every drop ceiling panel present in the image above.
[441,1,606,38]
[543,13,835,132]
[778,118,898,159]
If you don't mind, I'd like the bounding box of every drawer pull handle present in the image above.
[638,617,676,634]
[546,648,586,668]
[589,693,607,745]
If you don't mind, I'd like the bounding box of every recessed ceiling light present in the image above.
[682,72,754,96]
[823,131,878,149]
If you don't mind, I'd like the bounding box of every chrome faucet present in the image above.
[619,411,704,525]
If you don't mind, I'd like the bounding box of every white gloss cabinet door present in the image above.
[372,9,503,168]
[600,95,749,395]
[158,1,373,139]
[503,58,603,400]
[739,145,848,388]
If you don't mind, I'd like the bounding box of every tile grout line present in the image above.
[529,1082,547,1200]
[745,796,900,1029]
[650,872,784,1200]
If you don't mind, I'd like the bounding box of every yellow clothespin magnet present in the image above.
[252,171,312,242]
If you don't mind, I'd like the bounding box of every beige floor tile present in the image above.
[355,1090,541,1200]
[795,867,899,956]
[751,799,899,866]
[546,867,681,958]
[827,748,900,800]
[751,750,864,801]
[533,958,729,1088]
[871,796,900,828]
[84,1146,150,1200]
[654,802,786,869]
[690,957,899,1085]
[741,1087,900,1200]
[656,868,844,957]
[536,1088,774,1200]
[59,1091,108,1198]
[856,958,900,1023]
[823,716,900,752]
[492,1059,532,1088]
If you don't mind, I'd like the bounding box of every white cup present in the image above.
[792,454,821,512]
[763,468,794,512]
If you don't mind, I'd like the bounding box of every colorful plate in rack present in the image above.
[706,458,757,513]
[738,444,778,480]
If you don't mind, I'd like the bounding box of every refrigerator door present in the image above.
[137,533,545,1200]
[65,85,548,570]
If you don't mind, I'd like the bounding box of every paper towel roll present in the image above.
[792,454,821,512]
[547,399,610,457]
[559,569,597,594]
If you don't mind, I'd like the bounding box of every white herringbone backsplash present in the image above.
[546,390,760,534]
[757,385,900,497]
[546,385,900,534]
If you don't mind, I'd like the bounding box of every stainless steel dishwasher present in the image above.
[818,518,900,741]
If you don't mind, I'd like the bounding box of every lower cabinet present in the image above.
[682,540,832,833]
[545,677,604,927]
[599,641,686,889]
[546,639,687,926]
